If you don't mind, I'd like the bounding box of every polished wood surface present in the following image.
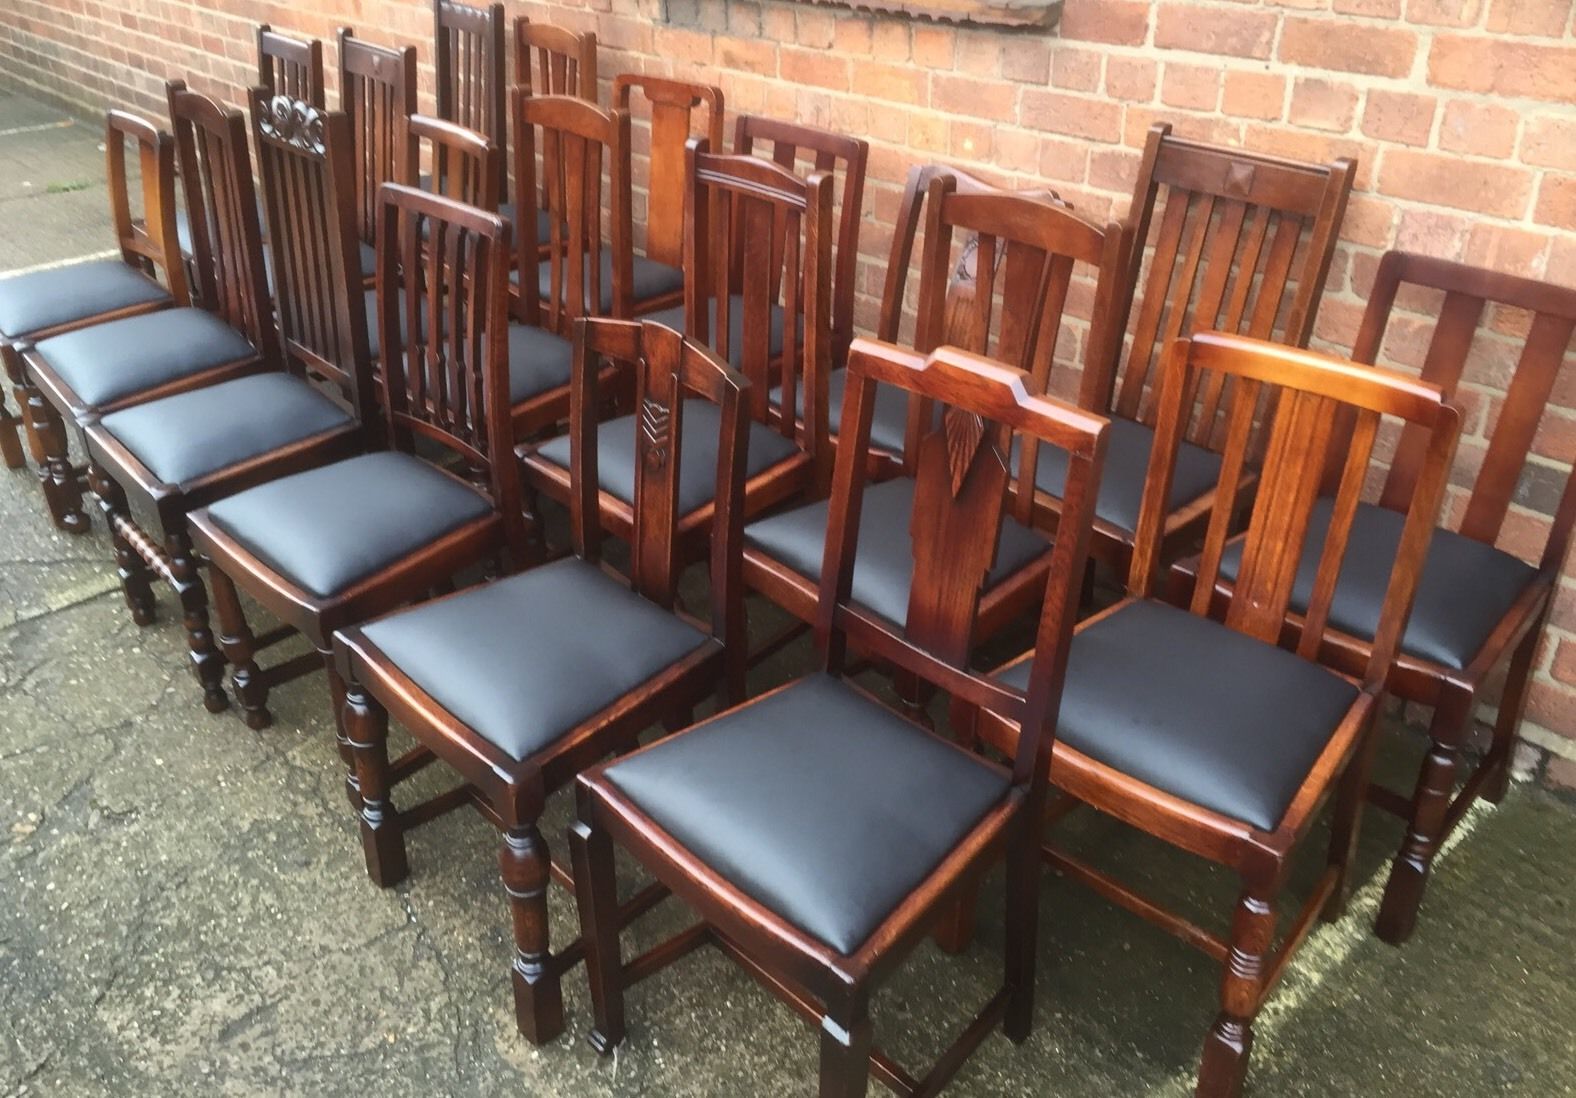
[337,28,417,275]
[514,17,597,99]
[433,0,507,200]
[256,24,325,107]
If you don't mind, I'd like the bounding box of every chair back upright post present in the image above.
[256,24,325,107]
[1135,332,1461,689]
[1112,124,1355,451]
[514,18,598,98]
[337,30,418,262]
[513,90,632,331]
[433,0,507,200]
[404,113,500,213]
[104,110,189,307]
[612,75,723,270]
[165,80,279,366]
[249,90,375,422]
[732,115,867,366]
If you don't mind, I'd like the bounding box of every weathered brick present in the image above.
[1380,149,1534,218]
[1057,0,1151,45]
[1000,37,1050,83]
[1222,70,1286,122]
[1439,99,1519,159]
[1361,89,1436,147]
[1022,88,1123,142]
[1160,63,1220,111]
[1521,115,1576,172]
[1429,35,1576,103]
[851,59,929,106]
[1154,4,1277,59]
[779,46,849,92]
[1405,0,1485,26]
[1280,17,1419,77]
[1534,175,1576,232]
[1463,223,1552,278]
[1050,47,1101,91]
[1288,77,1359,133]
[1105,56,1158,102]
[932,72,1015,122]
[1486,0,1571,34]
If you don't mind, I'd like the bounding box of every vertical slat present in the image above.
[1140,194,1214,425]
[1116,190,1190,419]
[1298,408,1379,660]
[1189,374,1261,615]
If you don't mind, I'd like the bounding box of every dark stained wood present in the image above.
[403,112,500,213]
[513,17,597,98]
[337,28,417,279]
[569,340,1108,1096]
[433,0,507,201]
[968,331,1460,1098]
[333,317,752,1046]
[256,24,325,107]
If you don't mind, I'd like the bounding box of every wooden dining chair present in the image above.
[1025,123,1356,578]
[514,17,597,98]
[337,28,417,285]
[963,332,1460,1098]
[1186,253,1576,945]
[79,91,371,712]
[613,75,723,315]
[741,166,1128,674]
[15,82,274,536]
[185,185,517,749]
[519,138,831,564]
[404,112,500,212]
[334,316,751,1046]
[257,24,324,106]
[434,0,507,203]
[1,110,185,477]
[568,339,1106,1097]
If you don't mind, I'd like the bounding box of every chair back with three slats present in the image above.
[337,29,418,260]
[374,183,521,545]
[165,81,278,363]
[256,24,324,107]
[513,91,631,331]
[1138,332,1460,686]
[104,110,189,308]
[824,340,1107,788]
[514,18,597,98]
[249,91,372,416]
[569,318,750,620]
[1112,125,1354,449]
[1338,252,1576,573]
[405,114,499,213]
[614,76,724,271]
[733,115,867,364]
[433,0,507,200]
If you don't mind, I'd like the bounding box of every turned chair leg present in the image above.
[1484,621,1540,806]
[0,389,23,470]
[209,567,271,730]
[1376,691,1472,946]
[321,650,362,811]
[344,681,409,887]
[168,531,228,713]
[570,804,626,1055]
[817,991,873,1098]
[1002,814,1041,1043]
[1196,882,1277,1098]
[28,386,87,534]
[500,822,565,1045]
[3,345,46,468]
[88,465,156,627]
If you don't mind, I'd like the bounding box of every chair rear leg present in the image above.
[168,530,227,713]
[1484,621,1540,806]
[1196,880,1277,1098]
[28,386,87,533]
[3,345,46,467]
[87,464,156,626]
[817,991,873,1098]
[570,801,626,1055]
[1003,812,1042,1043]
[501,822,565,1045]
[344,681,409,887]
[0,389,23,469]
[320,650,362,811]
[209,567,271,729]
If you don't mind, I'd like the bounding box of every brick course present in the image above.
[2,0,1575,778]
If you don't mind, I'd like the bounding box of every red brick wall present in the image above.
[3,0,1576,782]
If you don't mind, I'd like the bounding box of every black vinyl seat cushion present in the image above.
[515,248,685,313]
[98,373,352,486]
[998,599,1359,831]
[1217,498,1538,672]
[205,450,492,599]
[1012,415,1223,536]
[744,476,1051,626]
[361,557,709,762]
[358,240,378,281]
[32,307,257,408]
[768,366,913,457]
[0,258,171,338]
[505,322,574,405]
[603,673,1010,954]
[533,398,802,518]
[644,297,790,368]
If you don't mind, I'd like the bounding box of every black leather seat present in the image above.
[30,307,257,407]
[1217,498,1538,671]
[643,298,788,368]
[357,240,378,281]
[769,366,912,456]
[204,451,492,598]
[0,258,171,338]
[96,373,352,485]
[998,599,1358,831]
[505,322,573,405]
[1012,415,1222,535]
[361,557,709,761]
[519,247,684,313]
[533,398,802,517]
[744,476,1050,626]
[602,673,1010,954]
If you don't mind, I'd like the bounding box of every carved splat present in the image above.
[641,395,672,470]
[943,406,989,497]
[1224,161,1256,200]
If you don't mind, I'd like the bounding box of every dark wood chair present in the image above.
[257,24,324,106]
[519,138,831,564]
[514,17,597,98]
[337,28,417,285]
[964,331,1460,1098]
[1024,123,1357,578]
[1186,252,1576,945]
[613,75,723,315]
[568,339,1106,1097]
[434,0,507,204]
[740,166,1129,696]
[1,110,185,476]
[15,82,275,536]
[185,184,518,752]
[404,112,500,212]
[79,91,370,713]
[334,316,751,1046]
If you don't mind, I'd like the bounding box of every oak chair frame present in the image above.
[403,112,500,213]
[965,332,1460,1098]
[337,28,418,285]
[334,316,750,1046]
[433,0,508,202]
[513,17,597,98]
[256,24,325,107]
[569,340,1107,1097]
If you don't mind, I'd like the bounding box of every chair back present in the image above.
[337,29,418,256]
[1137,332,1461,687]
[1338,252,1576,574]
[433,0,507,199]
[250,91,373,417]
[613,75,723,270]
[513,91,632,330]
[733,115,867,363]
[103,110,188,307]
[404,113,499,213]
[514,18,597,98]
[256,24,324,107]
[569,318,750,625]
[1112,124,1354,448]
[824,339,1107,790]
[165,80,277,362]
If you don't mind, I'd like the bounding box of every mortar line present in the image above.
[0,249,118,279]
[0,119,75,139]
